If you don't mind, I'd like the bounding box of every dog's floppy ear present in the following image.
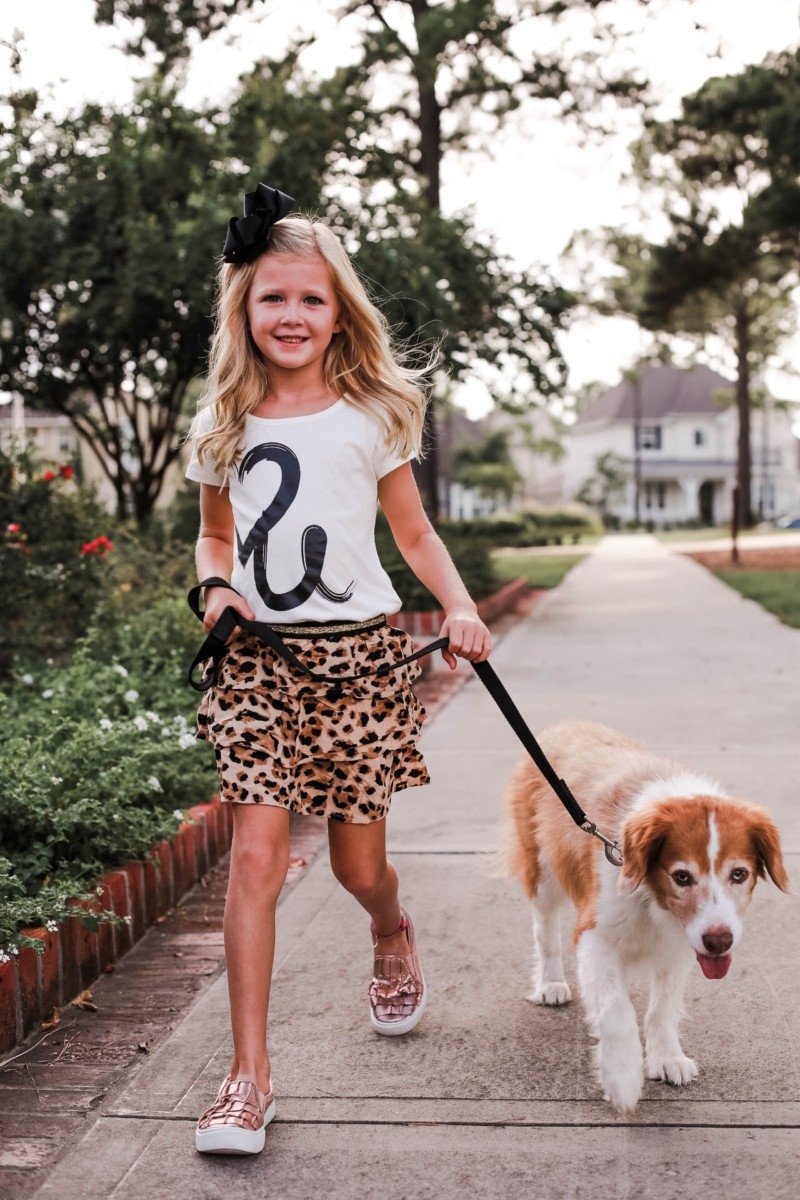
[619,807,666,894]
[746,807,792,893]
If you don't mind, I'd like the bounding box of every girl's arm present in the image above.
[378,463,491,668]
[196,483,256,633]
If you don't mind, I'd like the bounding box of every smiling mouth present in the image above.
[276,336,307,343]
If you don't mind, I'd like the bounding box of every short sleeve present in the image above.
[185,407,227,487]
[371,422,414,480]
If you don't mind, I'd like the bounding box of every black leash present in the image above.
[187,579,623,866]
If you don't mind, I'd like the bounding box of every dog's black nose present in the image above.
[702,928,733,955]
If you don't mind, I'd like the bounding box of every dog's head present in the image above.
[619,797,789,978]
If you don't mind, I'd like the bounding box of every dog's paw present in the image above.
[527,981,572,1006]
[600,1060,644,1114]
[646,1054,699,1086]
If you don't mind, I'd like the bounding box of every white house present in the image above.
[563,363,800,526]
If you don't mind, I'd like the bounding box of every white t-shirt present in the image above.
[185,400,409,622]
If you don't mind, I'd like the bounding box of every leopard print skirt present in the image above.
[196,623,429,823]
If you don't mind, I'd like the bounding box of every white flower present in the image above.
[50,776,63,786]
[145,711,161,724]
[0,950,10,964]
[178,733,195,749]
[147,775,162,792]
[21,673,34,685]
[41,688,54,699]
[133,715,149,732]
[99,718,113,731]
[45,920,59,932]
[161,727,172,737]
[123,915,132,925]
[123,689,140,703]
[111,664,129,678]
[9,946,18,956]
[173,809,184,822]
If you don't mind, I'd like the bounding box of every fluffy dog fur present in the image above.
[505,720,789,1112]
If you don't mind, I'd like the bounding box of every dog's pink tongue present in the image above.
[696,952,732,980]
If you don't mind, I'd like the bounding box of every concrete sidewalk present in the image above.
[35,537,800,1199]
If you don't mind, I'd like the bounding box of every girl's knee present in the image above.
[330,856,390,900]
[230,828,290,894]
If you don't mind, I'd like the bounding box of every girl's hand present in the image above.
[439,608,492,670]
[202,586,256,638]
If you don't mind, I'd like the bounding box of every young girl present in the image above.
[185,183,491,1155]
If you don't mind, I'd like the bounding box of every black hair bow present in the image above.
[222,183,295,264]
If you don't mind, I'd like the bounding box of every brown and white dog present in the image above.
[505,720,790,1113]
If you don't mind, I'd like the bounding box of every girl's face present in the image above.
[246,254,342,382]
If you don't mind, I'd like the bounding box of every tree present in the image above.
[453,428,522,505]
[92,0,652,517]
[0,83,235,521]
[95,0,261,71]
[575,450,626,526]
[627,57,800,528]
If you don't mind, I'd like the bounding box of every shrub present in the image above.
[0,443,116,677]
[375,514,498,607]
[0,596,216,954]
[438,507,600,548]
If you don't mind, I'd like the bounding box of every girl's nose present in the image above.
[281,300,303,323]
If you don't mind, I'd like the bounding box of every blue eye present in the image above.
[304,295,323,305]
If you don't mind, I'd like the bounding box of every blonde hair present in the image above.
[191,216,432,474]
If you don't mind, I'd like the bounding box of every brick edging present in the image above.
[0,798,231,1055]
[388,576,531,642]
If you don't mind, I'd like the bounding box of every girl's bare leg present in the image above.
[327,818,409,957]
[224,804,291,1093]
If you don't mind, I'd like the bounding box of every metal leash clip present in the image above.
[581,821,624,867]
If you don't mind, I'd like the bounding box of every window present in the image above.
[635,425,662,450]
[644,482,666,510]
[694,429,705,446]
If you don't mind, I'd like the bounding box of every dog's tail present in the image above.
[503,759,542,899]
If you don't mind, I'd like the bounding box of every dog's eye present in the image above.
[671,869,693,888]
[730,867,749,884]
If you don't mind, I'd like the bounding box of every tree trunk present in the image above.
[733,300,753,529]
[410,0,441,517]
[410,1,441,210]
[417,401,440,520]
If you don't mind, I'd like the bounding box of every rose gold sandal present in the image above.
[195,1074,276,1155]
[368,908,427,1036]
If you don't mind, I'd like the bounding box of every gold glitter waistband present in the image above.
[261,614,387,638]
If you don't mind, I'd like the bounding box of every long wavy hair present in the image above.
[191,217,432,474]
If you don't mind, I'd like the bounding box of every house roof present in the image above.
[576,364,734,425]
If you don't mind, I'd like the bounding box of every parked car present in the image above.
[774,514,800,529]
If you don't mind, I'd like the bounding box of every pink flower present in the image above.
[41,470,56,482]
[59,464,75,480]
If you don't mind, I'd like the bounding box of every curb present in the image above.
[0,798,232,1055]
[389,578,531,670]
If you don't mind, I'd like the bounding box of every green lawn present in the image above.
[714,569,800,629]
[492,551,587,590]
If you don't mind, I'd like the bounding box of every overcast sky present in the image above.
[2,0,800,415]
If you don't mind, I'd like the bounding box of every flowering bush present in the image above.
[0,443,114,677]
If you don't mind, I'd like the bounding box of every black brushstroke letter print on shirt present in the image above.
[236,443,355,611]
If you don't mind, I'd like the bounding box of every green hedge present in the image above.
[374,513,498,608]
[439,506,601,548]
